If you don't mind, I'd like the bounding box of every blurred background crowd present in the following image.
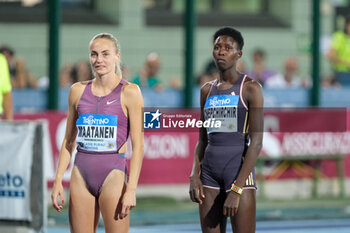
[1,0,350,111]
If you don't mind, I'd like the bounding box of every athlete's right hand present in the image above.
[51,181,65,212]
[189,175,205,204]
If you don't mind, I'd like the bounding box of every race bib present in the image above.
[76,114,118,152]
[204,95,239,133]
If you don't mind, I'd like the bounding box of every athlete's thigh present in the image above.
[199,187,227,233]
[230,189,256,233]
[69,166,100,233]
[98,169,129,233]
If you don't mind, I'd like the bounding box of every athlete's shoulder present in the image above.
[122,80,143,100]
[121,80,143,108]
[200,80,216,96]
[68,80,90,104]
[242,75,263,106]
[123,80,141,92]
[70,80,89,93]
[243,75,262,92]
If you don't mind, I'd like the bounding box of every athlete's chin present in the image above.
[214,62,226,69]
[94,70,108,76]
[216,64,235,72]
[217,66,230,72]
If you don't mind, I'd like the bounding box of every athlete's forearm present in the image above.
[127,144,144,191]
[190,141,206,177]
[54,140,75,182]
[190,150,201,177]
[54,156,70,182]
[235,139,262,188]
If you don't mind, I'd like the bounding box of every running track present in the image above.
[48,219,350,233]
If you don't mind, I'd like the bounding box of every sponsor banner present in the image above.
[261,108,350,179]
[136,132,196,184]
[262,132,350,157]
[264,108,347,133]
[13,108,350,186]
[15,112,68,184]
[0,122,34,221]
[262,108,350,157]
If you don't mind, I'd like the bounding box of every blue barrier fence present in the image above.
[12,87,350,112]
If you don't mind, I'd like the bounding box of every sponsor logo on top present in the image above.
[205,95,239,108]
[83,115,110,125]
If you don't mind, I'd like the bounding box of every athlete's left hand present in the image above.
[223,191,240,217]
[119,189,136,219]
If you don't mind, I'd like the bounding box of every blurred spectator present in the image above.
[169,76,181,89]
[0,45,38,89]
[58,60,93,89]
[265,57,307,88]
[326,15,350,86]
[71,60,93,82]
[247,48,275,85]
[0,53,13,120]
[37,76,49,89]
[59,63,75,88]
[133,52,162,91]
[322,75,340,88]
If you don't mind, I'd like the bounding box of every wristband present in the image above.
[230,183,243,195]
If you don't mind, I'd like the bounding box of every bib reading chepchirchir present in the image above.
[76,114,118,152]
[204,95,239,133]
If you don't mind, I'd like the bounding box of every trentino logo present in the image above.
[209,96,231,107]
[143,109,161,129]
[83,115,110,125]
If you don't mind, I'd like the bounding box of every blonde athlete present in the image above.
[51,33,144,233]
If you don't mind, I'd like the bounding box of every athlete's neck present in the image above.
[93,74,122,96]
[218,69,241,85]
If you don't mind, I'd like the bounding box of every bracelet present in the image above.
[230,183,243,195]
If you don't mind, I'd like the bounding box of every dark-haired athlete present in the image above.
[190,27,264,233]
